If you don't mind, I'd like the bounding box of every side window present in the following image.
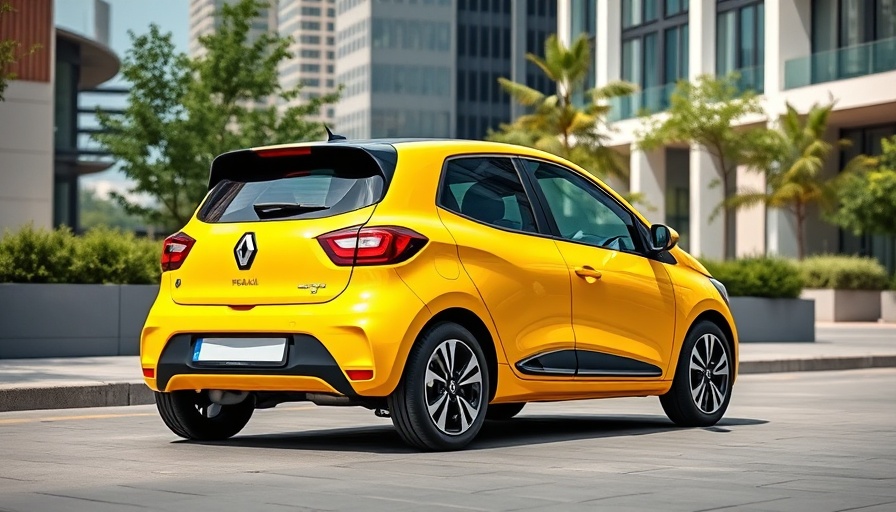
[438,157,538,233]
[523,160,642,253]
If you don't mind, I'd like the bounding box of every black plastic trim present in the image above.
[516,349,578,376]
[575,350,663,377]
[515,349,662,378]
[156,333,356,397]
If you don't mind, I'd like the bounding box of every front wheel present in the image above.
[660,321,733,427]
[155,390,255,441]
[388,322,490,451]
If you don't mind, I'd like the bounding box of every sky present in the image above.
[56,0,190,197]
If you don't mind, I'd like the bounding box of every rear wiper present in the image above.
[253,202,330,219]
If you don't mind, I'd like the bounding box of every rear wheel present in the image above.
[486,403,525,421]
[155,390,255,441]
[660,321,733,427]
[388,322,489,451]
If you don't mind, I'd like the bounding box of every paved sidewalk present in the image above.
[0,324,893,412]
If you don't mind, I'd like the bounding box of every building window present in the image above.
[813,0,896,51]
[717,1,764,92]
[621,0,688,105]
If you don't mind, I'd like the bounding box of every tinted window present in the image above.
[199,159,383,223]
[523,160,642,252]
[438,157,537,233]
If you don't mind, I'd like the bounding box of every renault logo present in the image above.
[234,232,257,270]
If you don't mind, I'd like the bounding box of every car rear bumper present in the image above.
[156,334,356,396]
[140,270,432,397]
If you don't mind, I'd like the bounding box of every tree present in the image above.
[830,135,896,237]
[79,188,146,231]
[0,1,43,101]
[637,73,769,259]
[725,101,874,259]
[95,0,339,230]
[487,34,636,181]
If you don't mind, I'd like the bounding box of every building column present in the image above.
[510,1,528,121]
[767,209,799,257]
[630,146,666,224]
[557,0,572,45]
[735,165,766,257]
[689,146,725,259]
[595,0,621,87]
[689,0,716,79]
[764,0,812,97]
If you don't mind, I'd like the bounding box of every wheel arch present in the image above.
[414,307,500,402]
[684,309,739,382]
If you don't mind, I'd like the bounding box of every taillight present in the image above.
[161,232,196,271]
[317,226,428,266]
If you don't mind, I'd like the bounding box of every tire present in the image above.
[660,321,733,427]
[387,322,490,451]
[486,403,525,421]
[155,390,255,441]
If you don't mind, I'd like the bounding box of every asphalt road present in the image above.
[1,369,894,512]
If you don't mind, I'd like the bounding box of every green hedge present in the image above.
[700,257,803,299]
[798,255,889,290]
[0,225,161,285]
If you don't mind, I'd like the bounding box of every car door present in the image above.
[519,158,676,378]
[437,156,576,378]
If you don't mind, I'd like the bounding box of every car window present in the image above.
[199,150,384,223]
[522,159,642,253]
[438,157,538,233]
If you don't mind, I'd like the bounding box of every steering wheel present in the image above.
[601,235,625,248]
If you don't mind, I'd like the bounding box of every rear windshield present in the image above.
[198,162,384,223]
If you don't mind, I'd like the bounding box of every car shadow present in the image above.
[186,414,768,454]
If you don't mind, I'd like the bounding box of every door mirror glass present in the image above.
[649,224,678,251]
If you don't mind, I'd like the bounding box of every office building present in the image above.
[190,0,337,123]
[334,0,558,140]
[558,0,896,267]
[0,0,119,233]
[278,0,337,124]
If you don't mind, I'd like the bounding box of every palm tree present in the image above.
[487,34,636,181]
[725,101,874,259]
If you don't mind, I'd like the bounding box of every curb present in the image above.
[0,382,154,413]
[739,355,896,374]
[1,356,895,413]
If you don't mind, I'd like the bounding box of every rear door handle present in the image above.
[574,266,602,281]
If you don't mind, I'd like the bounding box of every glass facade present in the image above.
[455,0,556,140]
[570,0,597,106]
[716,0,765,93]
[787,0,896,88]
[617,0,688,119]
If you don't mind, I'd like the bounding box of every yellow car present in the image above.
[141,138,737,451]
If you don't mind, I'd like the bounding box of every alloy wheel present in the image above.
[424,339,483,435]
[688,333,730,414]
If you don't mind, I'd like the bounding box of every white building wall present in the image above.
[561,0,896,259]
[0,81,55,232]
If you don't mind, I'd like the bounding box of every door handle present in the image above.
[574,266,602,281]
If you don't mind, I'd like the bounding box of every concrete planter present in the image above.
[729,297,815,342]
[882,291,896,323]
[800,289,882,322]
[0,284,159,358]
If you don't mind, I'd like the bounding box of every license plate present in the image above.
[193,337,288,365]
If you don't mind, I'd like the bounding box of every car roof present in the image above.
[250,138,561,160]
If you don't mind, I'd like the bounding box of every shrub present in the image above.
[700,257,803,299]
[0,224,77,283]
[70,227,161,284]
[0,225,161,285]
[798,255,889,290]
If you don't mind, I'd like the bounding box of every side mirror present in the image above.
[649,224,678,252]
